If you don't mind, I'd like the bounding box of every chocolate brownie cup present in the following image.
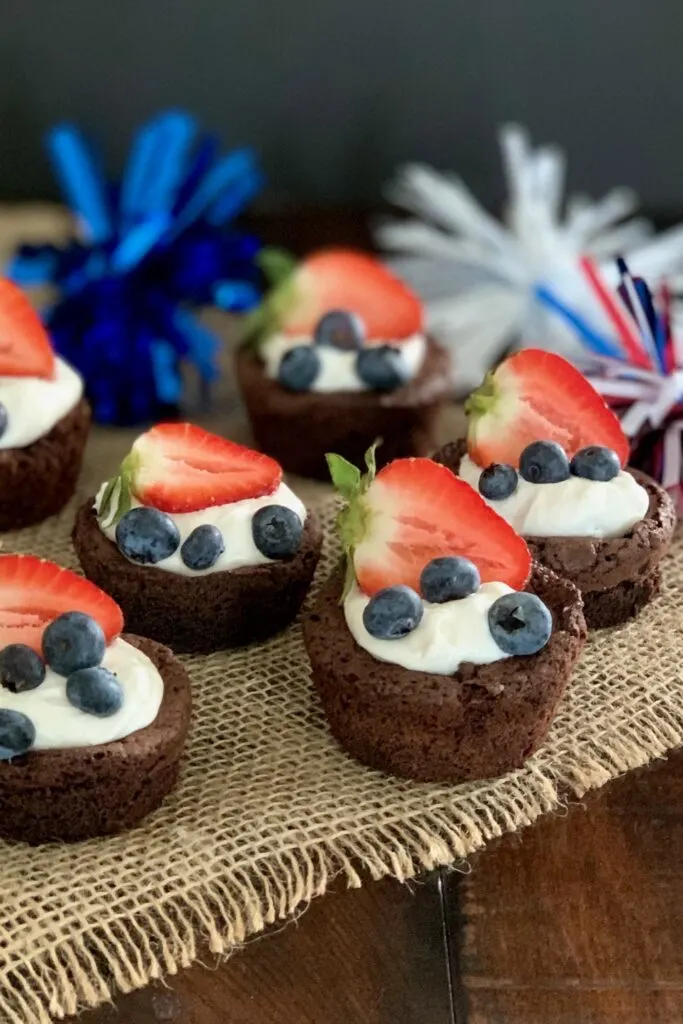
[434,440,676,629]
[0,398,91,531]
[0,635,191,844]
[73,498,323,653]
[304,565,586,783]
[236,338,451,480]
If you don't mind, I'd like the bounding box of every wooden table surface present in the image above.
[39,206,683,1024]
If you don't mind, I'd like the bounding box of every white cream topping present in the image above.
[0,638,164,750]
[459,453,649,539]
[96,481,308,576]
[344,581,514,675]
[0,357,83,450]
[261,332,427,392]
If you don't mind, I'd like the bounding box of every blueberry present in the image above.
[0,644,46,693]
[181,524,225,571]
[252,505,303,559]
[66,666,124,717]
[42,612,106,676]
[479,463,518,500]
[116,506,181,564]
[313,309,365,351]
[356,345,407,392]
[0,709,35,760]
[278,346,320,391]
[488,592,552,656]
[0,402,8,440]
[420,556,480,603]
[570,445,620,482]
[519,440,570,484]
[363,585,424,640]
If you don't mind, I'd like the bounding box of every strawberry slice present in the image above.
[247,248,423,343]
[466,349,630,468]
[327,447,531,596]
[0,279,55,378]
[0,555,123,653]
[100,422,282,520]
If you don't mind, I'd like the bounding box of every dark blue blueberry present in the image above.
[42,612,106,676]
[0,709,35,760]
[116,506,181,564]
[0,402,8,440]
[181,524,225,570]
[356,345,407,392]
[278,346,320,392]
[252,505,303,559]
[66,666,124,717]
[479,463,518,500]
[519,441,570,484]
[488,592,552,656]
[362,585,424,640]
[420,556,480,603]
[0,644,46,693]
[313,309,365,351]
[570,445,620,482]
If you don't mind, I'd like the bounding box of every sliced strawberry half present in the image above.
[100,422,282,520]
[247,248,423,343]
[0,555,123,653]
[0,278,55,378]
[465,349,630,468]
[327,448,531,596]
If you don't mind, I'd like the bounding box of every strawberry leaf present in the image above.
[98,452,138,526]
[257,246,297,287]
[241,250,299,350]
[326,453,361,501]
[327,442,383,602]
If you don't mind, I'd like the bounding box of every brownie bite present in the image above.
[237,248,452,479]
[0,278,90,530]
[305,564,585,784]
[73,422,323,653]
[73,499,323,653]
[236,338,451,479]
[0,555,191,844]
[0,398,91,531]
[434,439,676,630]
[0,635,191,844]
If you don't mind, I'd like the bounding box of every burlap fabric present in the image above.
[1,424,683,1024]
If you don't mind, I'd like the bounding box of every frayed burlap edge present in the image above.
[1,433,682,1023]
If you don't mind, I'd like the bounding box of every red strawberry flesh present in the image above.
[353,458,531,596]
[0,555,124,654]
[282,249,423,341]
[0,279,55,379]
[132,422,282,513]
[466,349,630,468]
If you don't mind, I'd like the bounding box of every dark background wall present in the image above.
[1,0,682,211]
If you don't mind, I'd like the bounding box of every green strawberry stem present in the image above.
[98,451,138,526]
[240,247,299,351]
[326,441,380,602]
[464,370,498,419]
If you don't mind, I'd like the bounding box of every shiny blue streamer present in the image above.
[11,110,265,425]
[47,124,114,244]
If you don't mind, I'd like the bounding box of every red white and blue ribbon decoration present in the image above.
[535,257,683,511]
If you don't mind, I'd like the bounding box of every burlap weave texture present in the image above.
[0,429,682,1024]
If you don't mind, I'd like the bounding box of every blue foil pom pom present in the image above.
[8,110,265,426]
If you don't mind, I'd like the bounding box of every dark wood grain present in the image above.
[82,873,454,1024]
[443,750,683,1024]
